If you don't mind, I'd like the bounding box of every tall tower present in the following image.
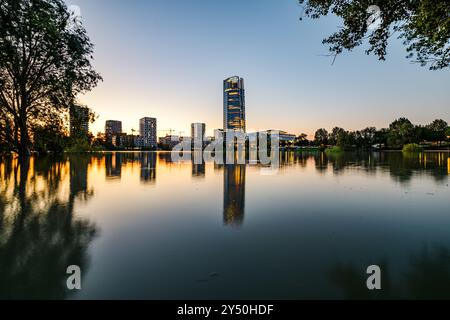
[223,76,246,132]
[139,117,157,149]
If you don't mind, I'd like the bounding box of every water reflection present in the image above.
[105,153,122,179]
[0,151,449,299]
[192,151,205,178]
[0,156,97,299]
[282,151,450,184]
[223,165,246,226]
[70,155,94,201]
[140,153,156,183]
[331,245,450,300]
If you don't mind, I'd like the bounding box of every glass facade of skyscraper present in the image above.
[223,76,246,132]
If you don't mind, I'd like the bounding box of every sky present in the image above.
[67,0,450,138]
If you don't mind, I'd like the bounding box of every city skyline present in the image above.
[2,0,449,303]
[68,0,450,138]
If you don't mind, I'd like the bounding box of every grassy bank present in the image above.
[402,143,424,153]
[325,146,344,153]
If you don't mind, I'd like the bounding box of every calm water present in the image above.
[0,151,449,300]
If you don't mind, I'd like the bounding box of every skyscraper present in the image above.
[223,76,246,132]
[69,105,90,138]
[139,117,157,149]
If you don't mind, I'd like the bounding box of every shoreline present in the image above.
[2,149,450,157]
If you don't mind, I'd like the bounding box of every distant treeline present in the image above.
[293,118,450,150]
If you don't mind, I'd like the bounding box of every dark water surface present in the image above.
[1,151,449,299]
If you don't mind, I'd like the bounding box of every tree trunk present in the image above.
[18,143,31,158]
[18,118,31,158]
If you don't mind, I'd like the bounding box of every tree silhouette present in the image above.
[0,0,102,156]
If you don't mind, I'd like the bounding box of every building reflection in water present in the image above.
[158,152,173,164]
[140,152,156,183]
[192,151,205,178]
[105,153,122,179]
[223,164,246,226]
[70,156,88,195]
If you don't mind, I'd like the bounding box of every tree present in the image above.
[32,109,67,154]
[336,130,356,148]
[298,0,450,70]
[329,127,346,145]
[314,128,329,146]
[374,128,389,146]
[295,133,309,146]
[0,0,102,156]
[92,132,107,150]
[427,119,448,145]
[360,127,377,147]
[387,117,416,148]
[414,124,431,142]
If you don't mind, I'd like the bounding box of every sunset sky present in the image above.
[68,0,450,137]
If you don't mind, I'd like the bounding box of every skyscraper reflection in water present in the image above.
[105,153,122,179]
[223,164,246,226]
[140,152,156,183]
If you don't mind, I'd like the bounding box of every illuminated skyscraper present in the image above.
[223,76,246,132]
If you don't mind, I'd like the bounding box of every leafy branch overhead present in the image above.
[299,0,450,70]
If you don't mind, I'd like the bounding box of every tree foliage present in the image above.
[0,0,102,156]
[299,0,450,70]
[295,133,310,146]
[32,109,67,154]
[311,118,448,149]
[426,119,448,143]
[387,117,415,148]
[314,128,329,145]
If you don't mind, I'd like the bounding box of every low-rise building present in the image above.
[159,135,180,149]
